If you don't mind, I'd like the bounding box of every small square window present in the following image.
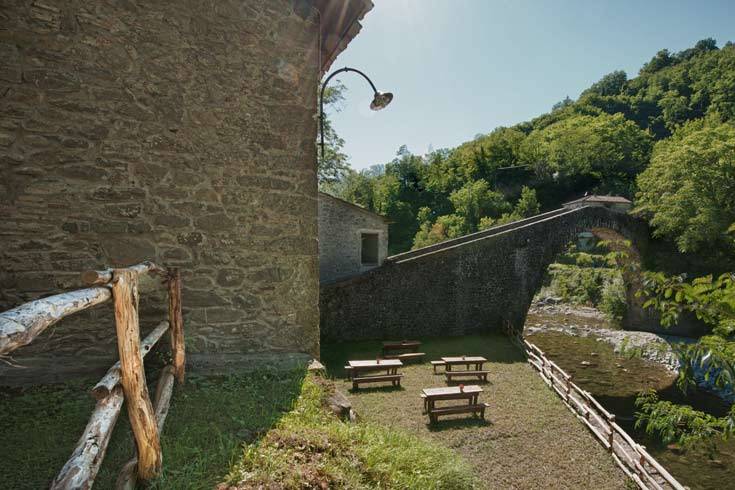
[361,233,379,265]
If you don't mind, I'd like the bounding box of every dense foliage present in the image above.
[538,244,627,323]
[635,272,735,446]
[318,82,350,183]
[635,120,735,255]
[327,40,735,255]
[635,390,735,450]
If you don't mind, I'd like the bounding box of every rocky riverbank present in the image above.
[525,301,733,403]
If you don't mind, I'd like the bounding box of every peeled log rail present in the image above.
[116,366,176,490]
[167,269,185,383]
[0,287,111,356]
[112,269,161,480]
[523,339,684,490]
[92,320,170,400]
[81,261,166,286]
[50,387,125,490]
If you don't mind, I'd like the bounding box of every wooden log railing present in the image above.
[0,261,185,490]
[523,339,685,490]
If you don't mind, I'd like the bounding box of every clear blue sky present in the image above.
[327,0,734,170]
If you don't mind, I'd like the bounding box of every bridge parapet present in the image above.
[320,206,648,342]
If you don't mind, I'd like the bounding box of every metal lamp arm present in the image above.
[319,67,379,160]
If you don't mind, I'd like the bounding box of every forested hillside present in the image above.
[321,39,735,256]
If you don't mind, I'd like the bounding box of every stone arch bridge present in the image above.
[320,206,649,342]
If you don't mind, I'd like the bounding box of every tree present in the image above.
[635,120,735,254]
[449,179,510,233]
[514,186,540,218]
[519,113,652,197]
[318,82,350,184]
[635,272,735,448]
[640,49,674,75]
[583,70,627,97]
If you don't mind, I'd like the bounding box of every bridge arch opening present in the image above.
[521,226,643,340]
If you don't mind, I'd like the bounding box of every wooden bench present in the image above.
[429,403,489,423]
[352,373,403,390]
[444,370,490,382]
[383,352,425,362]
[430,360,446,374]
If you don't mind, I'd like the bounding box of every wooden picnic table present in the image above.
[420,385,488,423]
[441,356,487,371]
[346,359,403,389]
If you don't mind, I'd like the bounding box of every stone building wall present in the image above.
[318,192,389,283]
[320,207,650,343]
[0,0,323,383]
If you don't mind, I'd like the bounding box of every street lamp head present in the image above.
[370,91,393,111]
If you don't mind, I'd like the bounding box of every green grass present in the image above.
[323,334,629,490]
[223,373,476,489]
[0,367,306,489]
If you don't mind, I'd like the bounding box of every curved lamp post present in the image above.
[319,66,393,160]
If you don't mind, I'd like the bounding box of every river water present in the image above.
[524,306,735,490]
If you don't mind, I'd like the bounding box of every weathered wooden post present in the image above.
[167,268,185,384]
[112,269,161,480]
[608,414,616,452]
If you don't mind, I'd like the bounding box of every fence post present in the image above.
[112,269,162,480]
[167,268,185,384]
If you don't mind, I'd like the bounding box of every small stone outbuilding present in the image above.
[318,192,389,283]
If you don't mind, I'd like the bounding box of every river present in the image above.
[524,304,735,490]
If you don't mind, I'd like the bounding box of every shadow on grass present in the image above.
[427,417,493,432]
[350,384,406,394]
[445,379,493,386]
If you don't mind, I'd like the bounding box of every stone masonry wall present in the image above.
[318,192,388,283]
[320,207,649,343]
[0,0,321,383]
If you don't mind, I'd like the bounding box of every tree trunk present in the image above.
[92,320,169,400]
[167,269,185,384]
[50,387,125,490]
[0,287,111,356]
[112,269,161,480]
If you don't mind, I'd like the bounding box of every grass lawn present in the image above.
[322,334,630,489]
[222,373,477,489]
[0,367,306,489]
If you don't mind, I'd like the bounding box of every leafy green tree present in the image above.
[583,70,627,97]
[449,179,510,233]
[318,82,350,184]
[640,49,674,75]
[412,214,467,249]
[337,169,376,209]
[519,113,652,197]
[635,120,735,254]
[635,271,735,448]
[514,186,540,217]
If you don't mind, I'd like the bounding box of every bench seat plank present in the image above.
[444,370,489,381]
[352,373,403,390]
[429,403,489,423]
